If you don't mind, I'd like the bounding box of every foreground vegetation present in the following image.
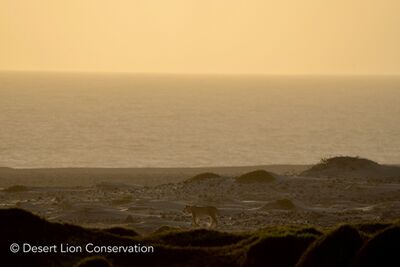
[1,209,398,267]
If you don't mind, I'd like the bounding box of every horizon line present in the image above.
[1,69,400,77]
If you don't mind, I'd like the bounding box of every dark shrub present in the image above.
[354,222,393,235]
[261,199,295,210]
[148,228,249,247]
[235,170,276,183]
[186,172,221,182]
[353,225,400,267]
[295,227,323,236]
[0,209,234,267]
[302,156,379,176]
[296,225,364,267]
[101,227,139,237]
[152,225,181,235]
[74,256,112,267]
[2,185,29,193]
[242,233,317,267]
[257,226,322,236]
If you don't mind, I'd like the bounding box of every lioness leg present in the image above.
[192,215,199,226]
[209,215,218,228]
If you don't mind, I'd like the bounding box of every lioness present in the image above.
[183,205,219,228]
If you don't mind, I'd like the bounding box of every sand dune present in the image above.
[301,156,400,180]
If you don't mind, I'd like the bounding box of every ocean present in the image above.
[1,72,399,168]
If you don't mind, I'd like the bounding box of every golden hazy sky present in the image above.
[1,0,400,74]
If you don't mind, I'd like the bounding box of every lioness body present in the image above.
[183,205,219,228]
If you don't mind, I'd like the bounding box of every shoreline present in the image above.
[0,164,309,187]
[2,163,400,187]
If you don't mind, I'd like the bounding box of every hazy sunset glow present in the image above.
[1,0,400,74]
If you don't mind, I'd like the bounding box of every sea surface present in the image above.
[1,72,399,168]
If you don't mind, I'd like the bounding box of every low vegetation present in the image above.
[303,156,380,174]
[235,170,276,183]
[354,226,400,267]
[146,228,251,247]
[352,222,394,236]
[186,172,221,183]
[74,256,113,267]
[152,225,182,235]
[100,227,139,238]
[2,185,29,193]
[111,195,133,206]
[261,199,296,210]
[296,225,364,267]
[242,232,318,267]
[0,208,398,267]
